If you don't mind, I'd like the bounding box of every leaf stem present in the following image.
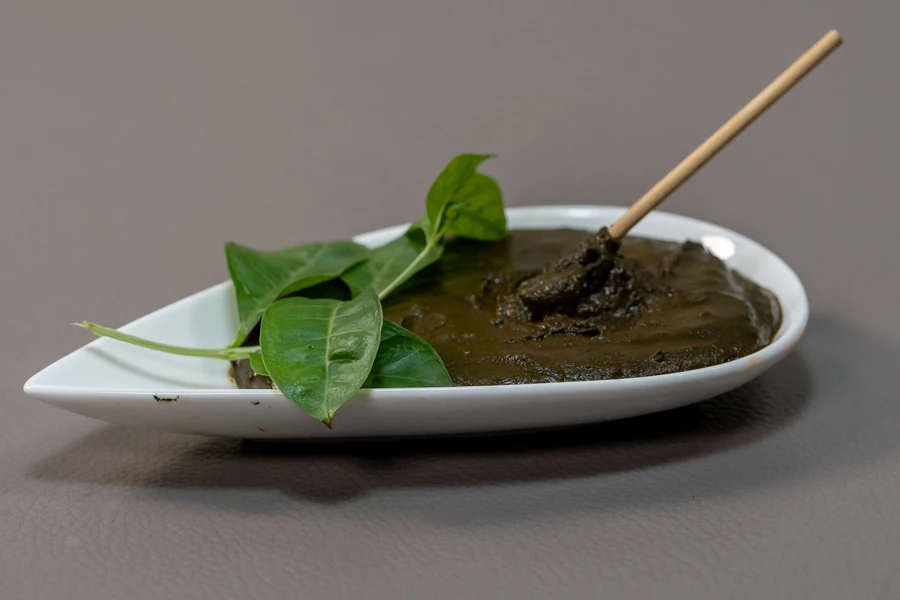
[377,237,439,301]
[75,321,258,360]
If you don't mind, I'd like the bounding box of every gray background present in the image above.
[2,1,899,599]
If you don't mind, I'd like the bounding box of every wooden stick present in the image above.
[608,29,843,240]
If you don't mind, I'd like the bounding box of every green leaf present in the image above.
[364,321,453,388]
[342,154,501,301]
[443,173,507,241]
[248,352,268,377]
[410,215,430,233]
[342,228,444,300]
[425,154,493,238]
[226,241,368,346]
[259,290,383,426]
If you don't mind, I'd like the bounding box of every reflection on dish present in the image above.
[701,234,736,260]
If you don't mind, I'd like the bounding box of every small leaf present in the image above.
[364,321,453,388]
[249,352,268,377]
[443,173,507,241]
[226,241,368,346]
[342,228,444,300]
[425,154,493,238]
[259,290,383,425]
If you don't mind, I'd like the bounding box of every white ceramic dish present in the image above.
[24,206,808,439]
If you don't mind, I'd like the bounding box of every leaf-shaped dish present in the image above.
[23,206,808,439]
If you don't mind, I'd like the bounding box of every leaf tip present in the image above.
[322,417,334,429]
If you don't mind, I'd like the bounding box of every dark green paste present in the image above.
[232,229,781,388]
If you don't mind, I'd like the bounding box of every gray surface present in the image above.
[2,1,899,598]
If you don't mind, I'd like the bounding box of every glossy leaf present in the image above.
[364,321,453,388]
[226,241,368,346]
[443,173,507,241]
[259,290,383,426]
[424,154,493,237]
